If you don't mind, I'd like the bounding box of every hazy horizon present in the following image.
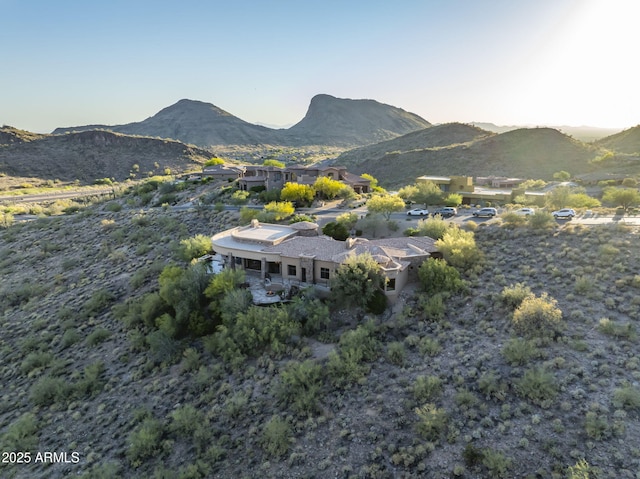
[2,0,638,133]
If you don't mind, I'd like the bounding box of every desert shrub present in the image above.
[322,221,349,241]
[261,416,292,458]
[211,305,299,360]
[419,337,442,357]
[170,404,203,438]
[512,293,563,338]
[502,338,539,366]
[74,361,106,398]
[418,293,446,322]
[60,329,81,349]
[217,289,254,324]
[327,349,370,389]
[126,417,164,466]
[78,462,122,479]
[82,289,116,317]
[584,411,609,440]
[86,328,112,346]
[330,253,385,310]
[500,212,527,228]
[413,375,443,402]
[515,367,557,406]
[177,234,212,261]
[30,375,70,406]
[574,275,594,294]
[481,448,512,478]
[20,351,54,375]
[528,211,555,229]
[1,413,39,450]
[146,330,181,364]
[276,360,324,415]
[327,321,379,388]
[239,206,259,224]
[435,227,481,271]
[418,258,464,295]
[613,385,640,411]
[415,216,448,240]
[386,341,406,366]
[414,403,447,441]
[367,289,388,314]
[287,294,331,335]
[567,459,593,479]
[477,371,508,400]
[105,202,122,212]
[597,318,636,340]
[499,283,532,309]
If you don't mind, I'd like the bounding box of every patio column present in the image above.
[227,253,234,269]
[261,257,267,280]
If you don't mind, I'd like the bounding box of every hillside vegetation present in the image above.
[2,186,640,477]
[0,128,211,183]
[339,127,602,187]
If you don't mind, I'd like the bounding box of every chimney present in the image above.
[250,219,260,228]
[346,237,356,249]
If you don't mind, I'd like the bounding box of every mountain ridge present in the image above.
[52,95,432,148]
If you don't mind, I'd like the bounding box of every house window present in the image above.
[288,265,296,276]
[387,278,396,291]
[320,267,330,280]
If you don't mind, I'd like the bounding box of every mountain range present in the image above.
[2,94,640,186]
[52,95,432,148]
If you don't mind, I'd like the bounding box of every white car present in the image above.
[407,208,429,216]
[515,208,535,216]
[552,208,576,219]
[472,207,497,217]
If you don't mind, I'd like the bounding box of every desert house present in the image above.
[211,220,438,302]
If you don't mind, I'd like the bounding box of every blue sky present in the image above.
[1,0,638,133]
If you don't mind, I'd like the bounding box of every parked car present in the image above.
[472,207,497,217]
[407,208,429,216]
[431,207,457,218]
[552,208,576,219]
[515,207,535,216]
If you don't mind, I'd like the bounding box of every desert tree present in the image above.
[602,187,640,212]
[263,201,295,221]
[313,176,345,199]
[360,173,385,193]
[280,182,315,206]
[366,194,405,220]
[263,159,285,168]
[330,253,385,310]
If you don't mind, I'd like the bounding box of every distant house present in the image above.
[238,164,371,194]
[202,164,245,180]
[211,220,437,302]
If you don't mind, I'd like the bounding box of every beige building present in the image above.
[211,220,438,302]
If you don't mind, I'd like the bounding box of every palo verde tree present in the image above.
[366,194,405,220]
[280,182,316,206]
[313,176,345,200]
[602,187,640,212]
[330,253,385,311]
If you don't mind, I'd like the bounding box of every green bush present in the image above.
[386,341,406,366]
[276,360,324,415]
[261,416,292,458]
[126,417,164,466]
[613,386,640,411]
[499,283,532,310]
[74,361,106,398]
[86,328,112,346]
[82,289,116,317]
[1,413,39,450]
[512,293,564,338]
[418,337,442,357]
[435,227,481,271]
[481,448,512,478]
[418,259,465,295]
[170,405,203,438]
[515,367,557,405]
[20,351,54,375]
[177,234,212,261]
[584,411,609,440]
[413,375,443,402]
[415,216,448,240]
[528,211,555,229]
[30,375,70,406]
[414,403,447,441]
[322,221,349,241]
[105,202,122,212]
[502,338,539,366]
[418,293,446,322]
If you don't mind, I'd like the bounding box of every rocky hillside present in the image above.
[283,94,431,146]
[0,128,211,183]
[341,127,601,187]
[52,95,431,148]
[596,125,640,154]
